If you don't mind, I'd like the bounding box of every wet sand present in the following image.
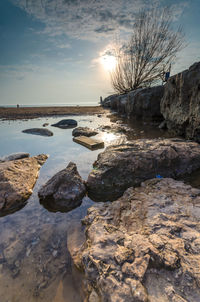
[0,106,108,120]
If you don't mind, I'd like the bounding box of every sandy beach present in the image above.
[0,106,109,120]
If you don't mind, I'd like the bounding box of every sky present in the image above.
[0,0,200,106]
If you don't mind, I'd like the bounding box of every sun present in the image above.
[101,54,117,72]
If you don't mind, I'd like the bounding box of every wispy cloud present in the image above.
[12,0,188,41]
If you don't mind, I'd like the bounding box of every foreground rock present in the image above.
[72,127,98,137]
[38,162,86,212]
[161,62,200,142]
[0,152,29,162]
[51,119,77,129]
[74,178,200,302]
[87,138,200,202]
[102,85,164,120]
[0,154,48,215]
[22,128,53,136]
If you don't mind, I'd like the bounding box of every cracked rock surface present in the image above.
[73,178,200,302]
[0,154,48,215]
[86,138,200,202]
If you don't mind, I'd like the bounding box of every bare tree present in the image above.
[111,7,185,94]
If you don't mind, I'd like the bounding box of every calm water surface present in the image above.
[1,114,199,302]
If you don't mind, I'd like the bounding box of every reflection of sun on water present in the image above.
[101,55,117,72]
[101,132,118,143]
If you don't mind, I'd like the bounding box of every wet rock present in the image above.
[0,152,29,162]
[161,62,200,142]
[42,123,49,127]
[51,119,77,129]
[74,178,200,302]
[22,128,53,136]
[38,162,86,212]
[0,154,48,215]
[72,127,98,137]
[86,138,200,202]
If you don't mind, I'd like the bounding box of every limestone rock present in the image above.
[0,152,29,162]
[74,178,200,302]
[86,138,200,202]
[160,62,200,142]
[72,127,98,137]
[38,162,86,212]
[22,128,53,136]
[0,154,48,215]
[102,86,164,120]
[51,119,77,129]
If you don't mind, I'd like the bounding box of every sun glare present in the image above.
[101,54,117,72]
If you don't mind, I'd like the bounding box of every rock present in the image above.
[72,127,98,137]
[51,119,77,129]
[0,154,48,215]
[22,128,53,136]
[102,86,164,120]
[102,94,118,108]
[74,178,200,302]
[160,62,200,142]
[86,138,200,202]
[126,85,164,120]
[42,123,49,127]
[38,162,86,212]
[0,152,30,162]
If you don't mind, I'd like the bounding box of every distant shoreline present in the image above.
[0,106,109,120]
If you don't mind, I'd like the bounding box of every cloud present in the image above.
[12,0,187,41]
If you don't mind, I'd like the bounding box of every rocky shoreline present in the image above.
[0,62,200,301]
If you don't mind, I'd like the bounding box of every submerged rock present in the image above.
[0,154,48,216]
[86,138,200,202]
[72,127,98,137]
[22,128,53,136]
[161,62,200,142]
[0,152,29,162]
[74,178,200,302]
[38,162,86,212]
[51,119,77,129]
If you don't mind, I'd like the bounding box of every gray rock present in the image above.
[0,154,48,216]
[22,128,53,136]
[73,178,200,302]
[160,62,200,142]
[126,85,164,119]
[0,152,30,162]
[38,162,86,212]
[51,119,77,129]
[102,94,118,108]
[72,127,98,137]
[86,138,200,202]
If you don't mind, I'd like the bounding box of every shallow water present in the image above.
[1,114,199,302]
[0,114,123,302]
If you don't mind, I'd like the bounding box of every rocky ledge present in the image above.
[0,154,48,215]
[86,138,200,202]
[73,178,200,302]
[160,62,200,142]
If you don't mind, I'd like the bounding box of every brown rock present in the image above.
[0,154,48,215]
[38,162,86,212]
[74,178,200,302]
[86,138,200,202]
[72,127,98,137]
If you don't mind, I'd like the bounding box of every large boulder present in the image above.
[38,162,86,212]
[126,85,164,119]
[86,138,200,202]
[102,94,118,109]
[0,154,48,216]
[161,62,200,142]
[51,119,77,129]
[74,178,200,302]
[22,128,53,136]
[0,152,29,162]
[72,127,98,137]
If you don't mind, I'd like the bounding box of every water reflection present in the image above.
[0,114,112,302]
